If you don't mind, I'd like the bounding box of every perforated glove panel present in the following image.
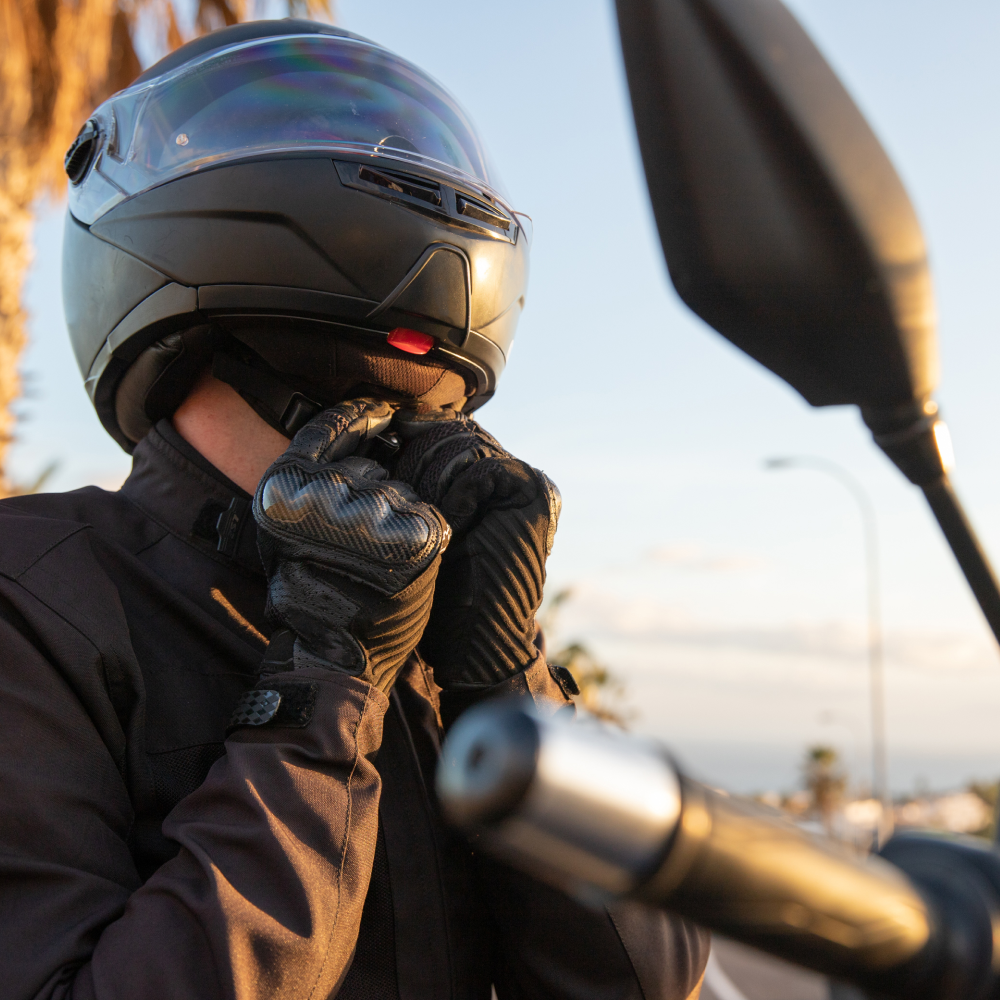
[254,400,450,692]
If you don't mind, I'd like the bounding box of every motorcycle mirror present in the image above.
[615,0,936,412]
[615,0,1000,648]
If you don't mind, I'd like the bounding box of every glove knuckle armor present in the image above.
[259,465,434,561]
[254,457,451,602]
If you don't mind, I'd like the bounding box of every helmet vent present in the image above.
[456,195,510,231]
[336,159,518,244]
[358,165,442,207]
[65,120,100,184]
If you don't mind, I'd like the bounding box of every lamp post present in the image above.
[765,456,891,842]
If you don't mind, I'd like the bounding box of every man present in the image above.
[0,19,708,999]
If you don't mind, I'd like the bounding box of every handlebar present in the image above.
[438,702,1000,999]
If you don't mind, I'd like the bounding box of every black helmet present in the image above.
[62,20,530,450]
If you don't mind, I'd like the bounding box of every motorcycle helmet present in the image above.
[62,19,530,450]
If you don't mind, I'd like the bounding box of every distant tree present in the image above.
[968,780,999,840]
[541,588,632,728]
[0,0,332,494]
[969,780,999,810]
[803,745,846,829]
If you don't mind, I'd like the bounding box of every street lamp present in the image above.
[765,456,891,842]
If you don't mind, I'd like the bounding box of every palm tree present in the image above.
[0,0,332,494]
[803,745,847,830]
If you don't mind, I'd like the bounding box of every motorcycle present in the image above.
[438,3,1000,998]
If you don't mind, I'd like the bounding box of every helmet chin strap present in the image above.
[210,349,410,466]
[212,351,323,438]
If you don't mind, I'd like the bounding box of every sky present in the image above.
[14,0,1000,794]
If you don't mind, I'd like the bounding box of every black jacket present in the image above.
[0,420,708,999]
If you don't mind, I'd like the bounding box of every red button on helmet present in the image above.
[387,328,436,355]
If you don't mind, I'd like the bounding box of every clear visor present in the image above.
[71,33,506,224]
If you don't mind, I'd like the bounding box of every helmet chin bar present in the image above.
[83,276,504,452]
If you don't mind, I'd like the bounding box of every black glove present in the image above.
[253,399,451,694]
[392,410,561,689]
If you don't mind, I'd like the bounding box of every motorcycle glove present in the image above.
[392,409,561,690]
[253,399,451,694]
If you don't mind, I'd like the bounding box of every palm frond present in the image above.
[0,0,334,494]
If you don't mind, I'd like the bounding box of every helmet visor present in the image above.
[72,34,505,223]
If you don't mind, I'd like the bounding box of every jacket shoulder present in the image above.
[0,487,156,580]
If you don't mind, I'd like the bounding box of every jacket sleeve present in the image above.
[441,653,711,1000]
[0,609,386,1000]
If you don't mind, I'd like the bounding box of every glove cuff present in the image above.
[437,652,575,731]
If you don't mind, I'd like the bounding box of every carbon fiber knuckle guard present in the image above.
[255,463,445,568]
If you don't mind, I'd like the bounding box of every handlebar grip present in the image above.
[644,775,934,992]
[438,701,1000,999]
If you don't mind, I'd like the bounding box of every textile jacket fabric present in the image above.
[0,420,709,999]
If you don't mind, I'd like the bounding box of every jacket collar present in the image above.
[121,420,264,576]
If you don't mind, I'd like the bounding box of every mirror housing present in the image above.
[615,0,937,411]
[616,0,1000,650]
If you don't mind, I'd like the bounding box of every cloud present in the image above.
[647,543,762,573]
[548,586,998,673]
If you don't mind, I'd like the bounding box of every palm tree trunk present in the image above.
[0,167,31,491]
[1,0,118,494]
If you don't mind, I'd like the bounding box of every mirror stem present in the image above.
[921,477,1000,645]
[865,401,1000,650]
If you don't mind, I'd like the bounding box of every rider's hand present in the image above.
[252,399,450,694]
[392,410,561,690]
